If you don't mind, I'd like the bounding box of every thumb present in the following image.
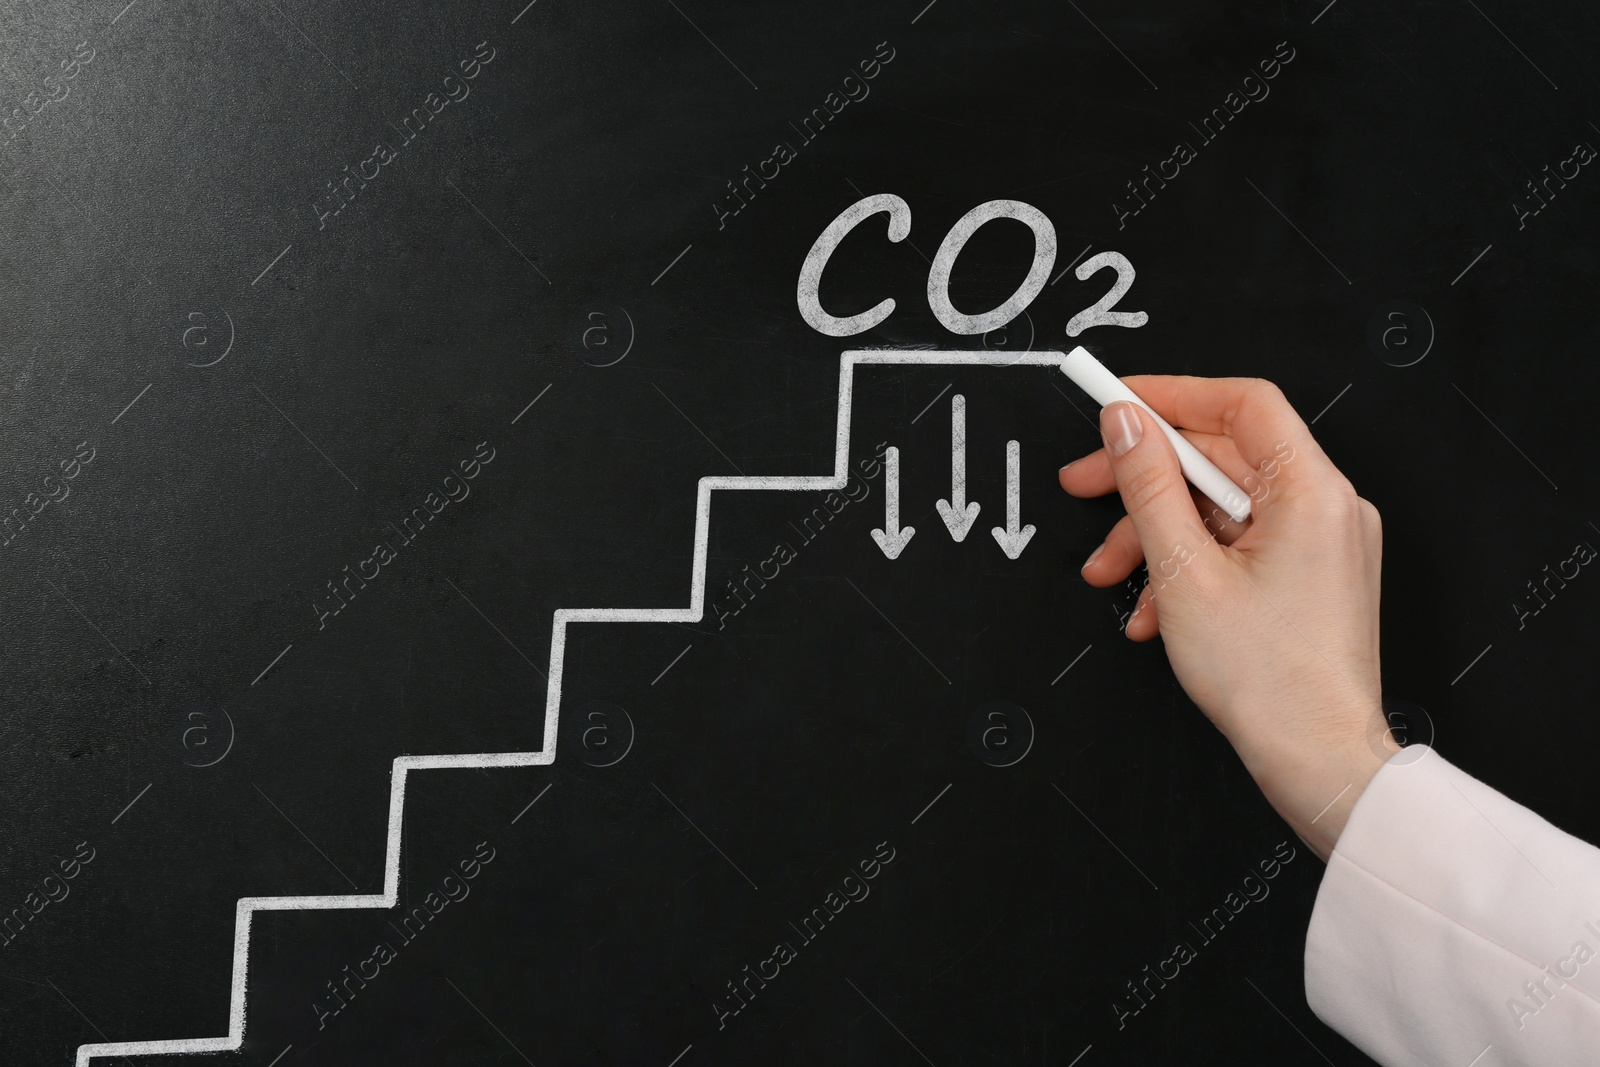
[1100,401,1210,585]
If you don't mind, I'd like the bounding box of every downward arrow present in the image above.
[990,439,1036,559]
[871,445,916,560]
[935,393,981,541]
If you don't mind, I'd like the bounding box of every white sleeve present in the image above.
[1304,744,1600,1066]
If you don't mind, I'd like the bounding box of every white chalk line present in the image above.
[74,348,1089,1065]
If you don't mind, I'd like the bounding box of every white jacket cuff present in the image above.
[1304,744,1600,1066]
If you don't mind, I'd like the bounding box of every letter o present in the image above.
[797,194,911,336]
[927,199,1056,335]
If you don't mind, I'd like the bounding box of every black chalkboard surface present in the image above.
[4,0,1598,1063]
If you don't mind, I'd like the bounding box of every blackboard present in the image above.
[4,0,1599,1063]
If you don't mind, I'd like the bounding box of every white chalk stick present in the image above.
[1060,346,1252,523]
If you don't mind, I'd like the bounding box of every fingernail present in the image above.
[1081,543,1105,573]
[1059,460,1078,476]
[1102,402,1143,457]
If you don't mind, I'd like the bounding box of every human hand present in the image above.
[1058,377,1396,860]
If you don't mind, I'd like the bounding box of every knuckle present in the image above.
[1244,377,1287,404]
[1308,477,1360,520]
[1240,378,1290,419]
[1225,378,1290,436]
[1357,495,1383,546]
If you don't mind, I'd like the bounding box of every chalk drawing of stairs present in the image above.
[75,348,1087,1065]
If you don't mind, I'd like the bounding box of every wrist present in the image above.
[1286,742,1390,861]
[1232,714,1395,862]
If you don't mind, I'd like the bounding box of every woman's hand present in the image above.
[1058,377,1396,860]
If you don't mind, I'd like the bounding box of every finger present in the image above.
[1099,401,1216,590]
[1080,513,1145,586]
[1059,449,1114,497]
[1073,487,1245,581]
[1076,484,1248,586]
[1059,425,1255,501]
[1064,428,1253,563]
[1123,583,1161,642]
[1115,374,1335,499]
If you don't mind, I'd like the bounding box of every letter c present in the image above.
[797,193,910,336]
[927,199,1056,334]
